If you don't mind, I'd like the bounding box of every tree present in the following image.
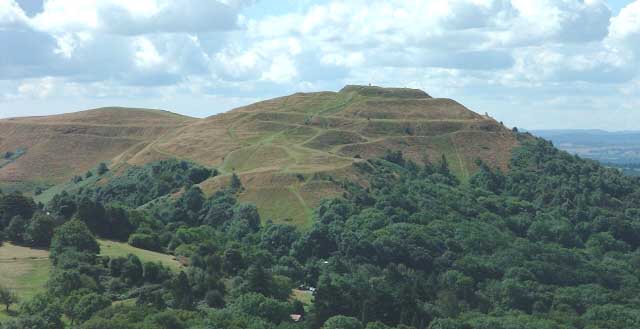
[25,212,56,247]
[171,272,193,309]
[121,254,143,284]
[230,172,243,192]
[201,192,236,226]
[5,215,28,243]
[128,233,161,251]
[0,285,18,311]
[76,198,106,236]
[323,316,363,329]
[230,292,292,324]
[50,220,100,263]
[63,291,111,324]
[97,163,109,175]
[180,186,205,212]
[0,192,36,228]
[232,203,261,231]
[142,311,186,329]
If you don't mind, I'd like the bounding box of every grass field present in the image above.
[98,240,183,272]
[0,243,51,320]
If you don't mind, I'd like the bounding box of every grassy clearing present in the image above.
[239,186,312,228]
[0,243,51,319]
[98,240,182,272]
[291,289,314,312]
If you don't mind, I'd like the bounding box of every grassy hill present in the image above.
[0,107,195,193]
[1,86,519,226]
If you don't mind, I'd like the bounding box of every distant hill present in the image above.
[0,107,195,192]
[532,129,640,165]
[0,86,520,226]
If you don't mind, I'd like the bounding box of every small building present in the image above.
[290,314,303,322]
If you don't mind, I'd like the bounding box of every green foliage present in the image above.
[0,192,35,229]
[4,216,27,243]
[323,315,363,329]
[230,172,243,192]
[49,220,100,263]
[6,137,640,329]
[230,292,292,324]
[128,233,161,251]
[96,163,109,176]
[63,290,111,324]
[72,159,214,209]
[24,212,55,247]
[0,285,18,311]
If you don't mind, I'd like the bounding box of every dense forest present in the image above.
[2,136,640,329]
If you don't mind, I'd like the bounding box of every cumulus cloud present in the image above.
[30,0,249,34]
[608,0,640,56]
[0,0,639,129]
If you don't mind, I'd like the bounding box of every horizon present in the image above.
[1,0,639,130]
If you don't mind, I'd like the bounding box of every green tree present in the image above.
[25,212,56,247]
[50,220,100,263]
[230,172,243,192]
[5,215,28,243]
[0,192,36,228]
[323,316,363,329]
[0,285,18,311]
[15,293,63,329]
[142,311,186,329]
[121,254,143,284]
[97,162,109,175]
[230,292,292,324]
[171,272,193,309]
[63,290,111,324]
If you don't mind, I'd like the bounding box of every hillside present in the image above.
[0,107,195,192]
[1,86,519,225]
[128,85,519,225]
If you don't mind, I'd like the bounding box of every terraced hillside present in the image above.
[129,85,519,226]
[0,107,195,192]
[1,86,519,226]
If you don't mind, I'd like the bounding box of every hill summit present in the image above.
[0,86,519,226]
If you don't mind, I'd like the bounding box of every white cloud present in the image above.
[17,77,56,98]
[133,37,163,69]
[261,54,297,83]
[608,0,640,56]
[0,0,28,27]
[30,0,247,35]
[0,0,639,129]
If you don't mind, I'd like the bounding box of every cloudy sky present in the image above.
[0,0,639,130]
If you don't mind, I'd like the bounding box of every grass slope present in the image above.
[0,107,195,193]
[0,243,51,319]
[98,240,183,272]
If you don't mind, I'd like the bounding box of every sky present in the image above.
[0,0,639,130]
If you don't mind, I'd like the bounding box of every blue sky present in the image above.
[1,0,639,130]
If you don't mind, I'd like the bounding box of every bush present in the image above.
[128,233,161,251]
[97,163,109,175]
[323,316,363,329]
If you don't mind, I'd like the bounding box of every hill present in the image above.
[0,107,195,193]
[1,86,519,226]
